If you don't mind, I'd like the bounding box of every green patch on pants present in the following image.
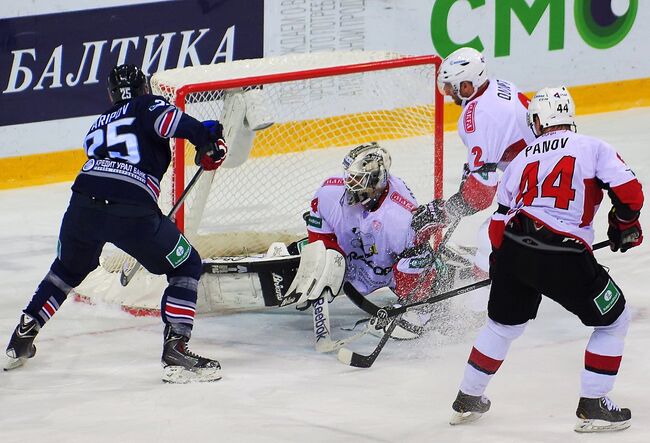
[166,235,192,268]
[593,279,620,315]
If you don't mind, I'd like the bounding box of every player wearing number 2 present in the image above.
[4,64,228,383]
[449,87,643,432]
[420,47,535,275]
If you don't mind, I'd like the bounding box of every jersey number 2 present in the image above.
[517,156,576,209]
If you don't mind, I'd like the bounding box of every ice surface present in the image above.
[1,108,649,442]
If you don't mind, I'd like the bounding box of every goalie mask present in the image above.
[343,142,391,210]
[527,86,576,136]
[107,64,148,104]
[437,47,487,103]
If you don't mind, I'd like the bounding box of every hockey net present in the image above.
[74,51,444,315]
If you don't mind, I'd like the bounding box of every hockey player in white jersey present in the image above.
[449,87,643,432]
[425,47,535,274]
[288,142,448,340]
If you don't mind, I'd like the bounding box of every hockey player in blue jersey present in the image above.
[5,64,227,383]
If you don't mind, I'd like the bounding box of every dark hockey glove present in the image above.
[195,139,228,171]
[607,207,643,253]
[411,199,448,245]
[195,120,227,171]
[202,120,224,140]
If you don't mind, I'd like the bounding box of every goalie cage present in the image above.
[73,51,445,316]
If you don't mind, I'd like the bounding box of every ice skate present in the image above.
[449,390,491,425]
[161,324,222,383]
[5,314,40,371]
[574,396,631,433]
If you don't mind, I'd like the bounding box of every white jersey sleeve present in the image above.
[306,176,346,236]
[594,138,638,188]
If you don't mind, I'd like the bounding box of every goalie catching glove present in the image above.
[282,240,346,308]
[195,120,228,171]
[607,207,643,253]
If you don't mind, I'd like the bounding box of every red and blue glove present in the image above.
[195,120,228,171]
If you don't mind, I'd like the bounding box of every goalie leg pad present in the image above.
[281,241,346,306]
[299,248,345,305]
[282,240,327,306]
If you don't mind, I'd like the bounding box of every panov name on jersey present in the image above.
[525,137,569,157]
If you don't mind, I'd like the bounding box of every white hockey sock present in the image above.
[459,319,526,396]
[580,306,630,398]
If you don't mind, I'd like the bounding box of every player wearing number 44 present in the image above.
[449,87,643,433]
[4,64,228,383]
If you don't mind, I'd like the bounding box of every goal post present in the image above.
[153,51,444,258]
[74,51,445,315]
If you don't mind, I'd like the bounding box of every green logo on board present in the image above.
[431,0,638,56]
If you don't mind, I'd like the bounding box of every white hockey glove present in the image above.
[283,240,346,309]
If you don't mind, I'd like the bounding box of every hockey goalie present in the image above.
[277,142,464,349]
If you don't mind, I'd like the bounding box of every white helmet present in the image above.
[342,142,391,209]
[437,47,488,101]
[527,86,576,136]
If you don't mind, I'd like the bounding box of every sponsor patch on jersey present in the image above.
[306,215,322,228]
[81,159,95,172]
[389,192,416,211]
[324,177,344,186]
[166,235,192,268]
[593,279,620,315]
[311,198,318,213]
[464,101,477,133]
[372,220,382,231]
[408,256,431,269]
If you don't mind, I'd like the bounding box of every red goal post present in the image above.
[151,51,445,259]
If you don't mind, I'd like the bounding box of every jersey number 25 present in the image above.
[84,117,141,164]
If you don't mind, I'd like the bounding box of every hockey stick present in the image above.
[120,166,205,286]
[337,218,461,368]
[338,239,610,368]
[344,239,611,320]
[337,315,399,367]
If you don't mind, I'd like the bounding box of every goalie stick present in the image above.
[344,239,611,320]
[120,166,205,286]
[337,315,399,368]
[337,218,461,368]
[311,295,370,352]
